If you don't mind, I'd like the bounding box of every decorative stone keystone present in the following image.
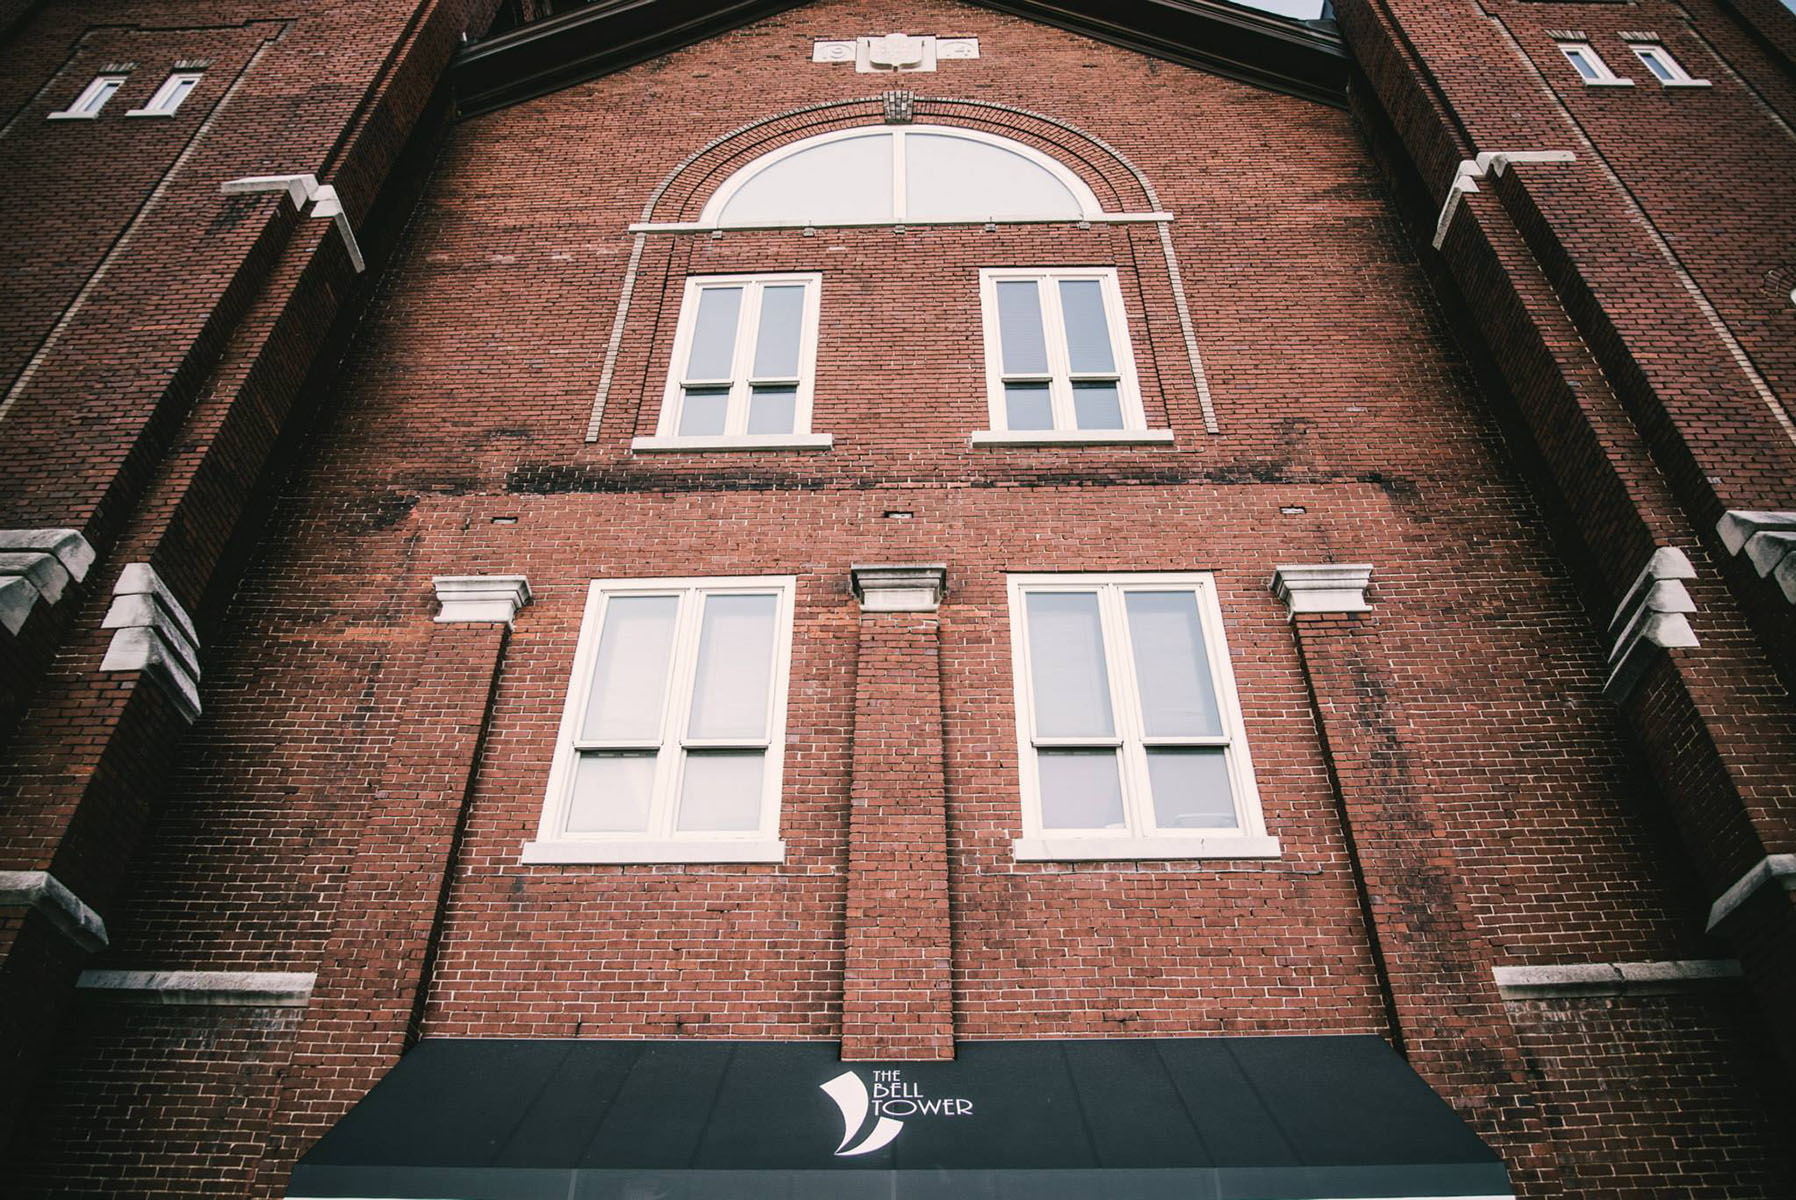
[0,527,94,635]
[851,564,947,612]
[1604,546,1699,701]
[1270,564,1374,617]
[100,563,202,721]
[433,575,532,624]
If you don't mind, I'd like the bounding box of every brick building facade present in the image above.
[1,0,1793,1194]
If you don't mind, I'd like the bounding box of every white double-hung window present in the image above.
[974,269,1167,445]
[636,274,828,451]
[525,576,795,864]
[1006,573,1275,861]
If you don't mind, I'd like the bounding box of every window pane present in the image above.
[676,750,765,831]
[1004,383,1053,431]
[1124,591,1221,737]
[1058,280,1116,373]
[719,133,894,226]
[747,386,797,435]
[752,285,806,378]
[1641,50,1675,81]
[685,287,742,379]
[687,593,778,739]
[678,387,729,437]
[906,133,1082,221]
[1146,749,1237,829]
[996,281,1049,375]
[79,79,121,114]
[1072,382,1124,430]
[1566,49,1599,80]
[1037,750,1125,829]
[581,595,679,741]
[159,77,198,111]
[566,752,655,833]
[1025,591,1115,737]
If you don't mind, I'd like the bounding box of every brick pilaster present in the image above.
[841,566,954,1061]
[1276,568,1561,1194]
[250,584,520,1194]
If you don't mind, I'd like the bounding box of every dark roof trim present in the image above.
[453,0,1348,118]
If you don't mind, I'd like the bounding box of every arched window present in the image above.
[697,125,1105,228]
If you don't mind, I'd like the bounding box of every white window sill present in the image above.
[631,434,833,452]
[970,429,1175,447]
[124,108,178,118]
[46,111,100,121]
[521,838,786,864]
[1013,835,1281,862]
[1583,78,1635,87]
[1660,79,1712,88]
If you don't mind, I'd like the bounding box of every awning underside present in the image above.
[289,1035,1513,1199]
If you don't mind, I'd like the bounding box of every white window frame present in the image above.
[1628,42,1710,87]
[634,274,831,452]
[1005,572,1277,861]
[692,125,1109,230]
[1558,42,1633,87]
[48,74,127,120]
[973,268,1169,446]
[127,71,203,117]
[523,575,796,864]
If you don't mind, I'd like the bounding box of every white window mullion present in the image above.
[1099,585,1154,837]
[655,590,707,838]
[1039,279,1077,431]
[725,282,760,435]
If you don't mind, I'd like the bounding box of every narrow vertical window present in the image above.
[49,75,127,120]
[128,71,203,117]
[1557,42,1630,86]
[526,576,796,863]
[977,268,1160,442]
[640,275,826,450]
[1006,573,1275,861]
[1629,43,1709,87]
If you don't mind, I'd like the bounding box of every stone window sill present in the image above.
[631,434,832,452]
[971,429,1175,447]
[521,839,786,865]
[1012,835,1281,862]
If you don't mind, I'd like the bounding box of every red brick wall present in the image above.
[5,0,1791,1194]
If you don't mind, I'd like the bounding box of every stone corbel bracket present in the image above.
[0,527,95,635]
[1270,563,1374,617]
[1716,510,1796,604]
[433,575,532,624]
[100,563,202,722]
[220,173,365,273]
[851,564,947,612]
[1604,546,1698,702]
[1433,150,1577,249]
[0,870,108,952]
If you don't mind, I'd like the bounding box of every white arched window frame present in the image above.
[629,125,1171,232]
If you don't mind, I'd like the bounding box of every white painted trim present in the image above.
[970,429,1174,446]
[1005,573,1270,858]
[1494,959,1743,998]
[432,575,531,625]
[978,268,1149,438]
[0,870,109,952]
[48,74,126,119]
[521,839,786,864]
[629,213,1171,233]
[76,969,315,1006]
[1270,563,1374,617]
[852,564,947,612]
[696,124,1107,228]
[1014,835,1281,861]
[632,434,833,452]
[531,576,796,859]
[1706,852,1796,930]
[655,274,822,442]
[125,71,202,117]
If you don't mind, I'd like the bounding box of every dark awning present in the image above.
[288,1036,1513,1199]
